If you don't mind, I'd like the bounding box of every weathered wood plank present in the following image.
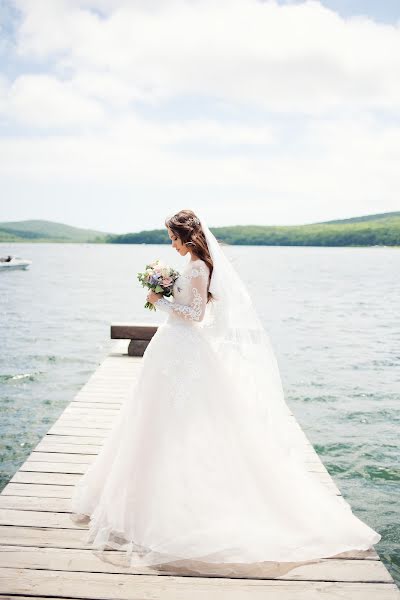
[0,546,389,581]
[46,424,315,442]
[0,509,86,529]
[64,407,120,416]
[47,427,111,438]
[0,484,350,518]
[34,442,101,454]
[0,526,378,561]
[54,418,117,429]
[10,472,79,486]
[29,452,94,464]
[68,402,121,409]
[35,439,322,459]
[0,526,92,549]
[0,496,73,513]
[1,568,399,600]
[26,452,328,475]
[9,471,343,495]
[20,461,89,474]
[56,413,119,423]
[69,396,124,404]
[18,461,336,488]
[11,463,341,496]
[70,395,126,403]
[1,483,74,498]
[38,435,105,446]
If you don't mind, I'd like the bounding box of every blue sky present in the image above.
[0,0,399,232]
[278,0,400,24]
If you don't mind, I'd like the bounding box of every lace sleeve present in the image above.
[155,262,209,322]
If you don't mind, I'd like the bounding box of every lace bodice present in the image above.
[155,259,210,322]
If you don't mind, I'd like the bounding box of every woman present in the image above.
[70,209,381,571]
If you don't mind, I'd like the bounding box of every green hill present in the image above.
[320,211,400,225]
[108,211,400,247]
[0,220,110,243]
[1,212,399,246]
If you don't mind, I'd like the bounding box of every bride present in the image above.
[70,209,381,571]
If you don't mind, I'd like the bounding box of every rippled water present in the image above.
[0,242,399,586]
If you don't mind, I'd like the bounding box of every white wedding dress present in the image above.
[70,254,381,571]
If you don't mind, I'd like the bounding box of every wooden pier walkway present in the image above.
[1,324,399,599]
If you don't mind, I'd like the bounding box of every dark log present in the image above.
[110,323,158,341]
[111,323,158,357]
[128,339,151,356]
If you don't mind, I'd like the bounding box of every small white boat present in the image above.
[0,255,32,271]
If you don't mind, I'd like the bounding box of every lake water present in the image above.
[0,242,399,585]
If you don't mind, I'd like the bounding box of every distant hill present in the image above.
[1,212,399,246]
[0,220,110,243]
[108,211,400,247]
[319,211,400,225]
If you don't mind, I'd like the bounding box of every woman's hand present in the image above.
[147,290,163,305]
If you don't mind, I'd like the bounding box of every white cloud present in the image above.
[11,0,400,113]
[0,74,8,113]
[0,0,399,227]
[5,74,105,127]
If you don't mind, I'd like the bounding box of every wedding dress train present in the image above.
[70,254,381,570]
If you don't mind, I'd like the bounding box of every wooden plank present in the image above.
[64,407,120,415]
[0,509,86,529]
[29,452,94,464]
[14,456,339,489]
[10,472,79,486]
[0,546,389,581]
[70,396,124,405]
[36,438,321,457]
[56,414,119,424]
[46,424,315,442]
[47,427,110,438]
[75,388,132,394]
[1,568,399,600]
[54,418,117,429]
[9,472,342,495]
[1,484,73,498]
[0,483,349,515]
[0,496,73,513]
[18,461,336,488]
[68,402,121,409]
[38,435,104,446]
[0,525,378,561]
[11,472,341,496]
[0,525,91,549]
[75,382,133,389]
[25,452,327,474]
[0,480,348,511]
[20,462,89,474]
[34,442,101,454]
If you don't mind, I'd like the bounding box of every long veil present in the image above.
[197,213,299,461]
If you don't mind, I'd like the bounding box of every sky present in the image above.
[0,0,400,233]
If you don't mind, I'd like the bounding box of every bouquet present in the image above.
[137,260,180,311]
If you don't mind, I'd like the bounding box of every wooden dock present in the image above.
[1,324,399,599]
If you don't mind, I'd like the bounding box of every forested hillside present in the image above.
[107,212,400,246]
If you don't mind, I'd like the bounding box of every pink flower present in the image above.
[162,277,172,286]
